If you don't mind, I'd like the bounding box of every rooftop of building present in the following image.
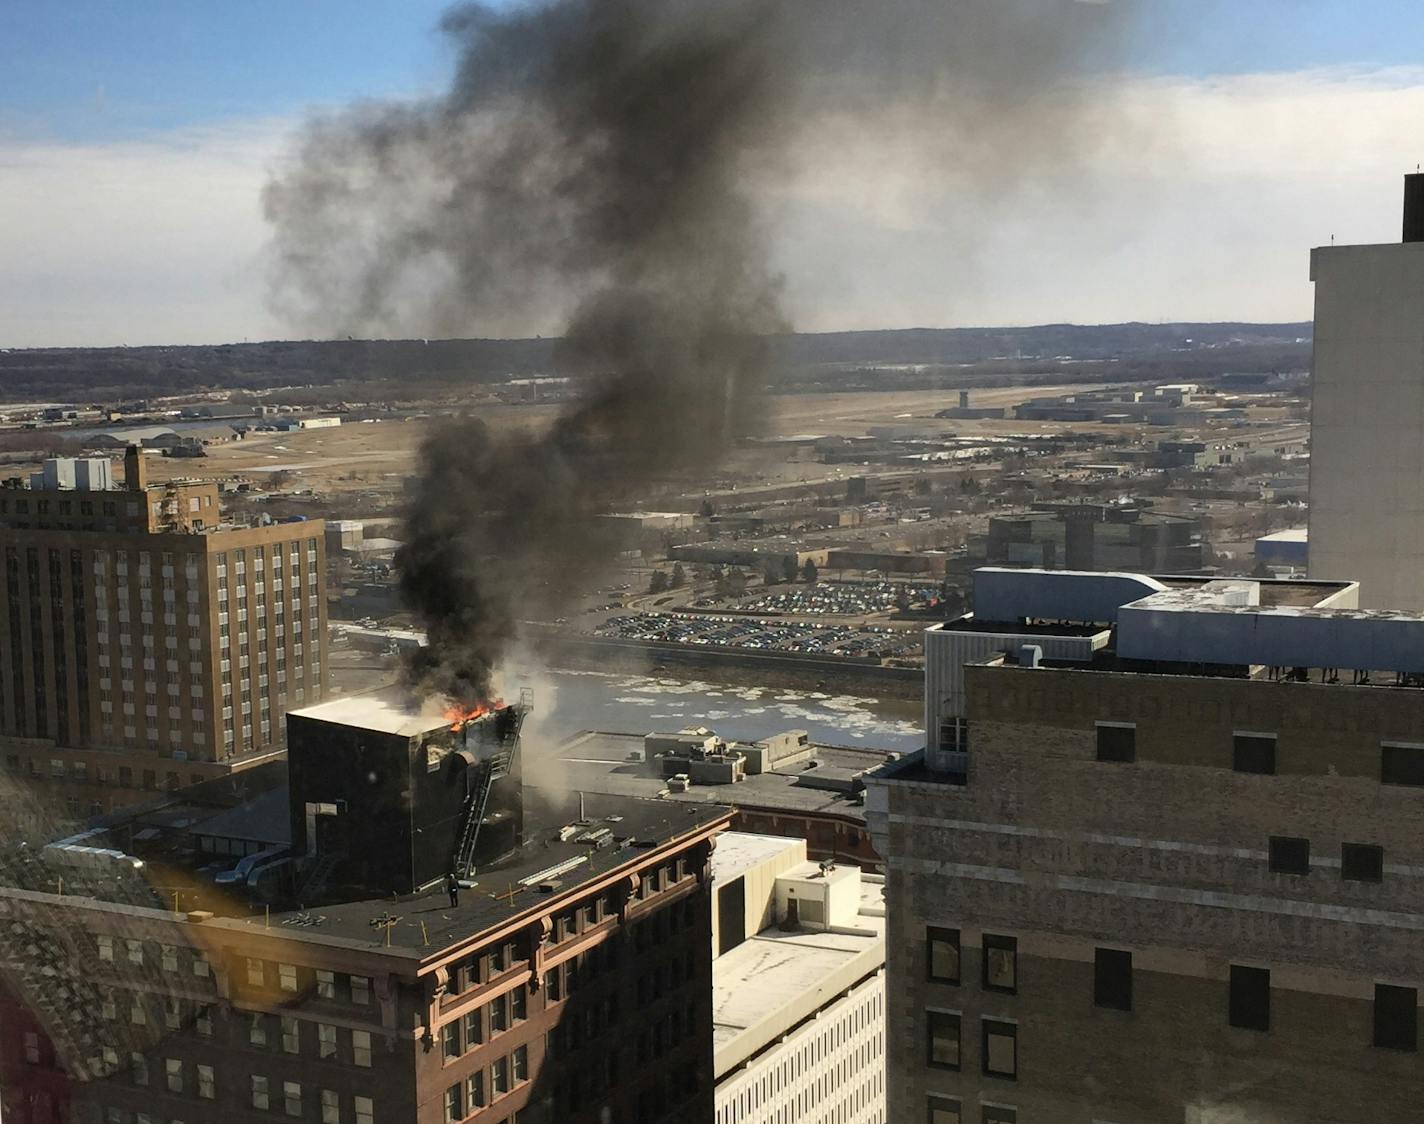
[252,789,727,956]
[940,567,1424,681]
[288,687,459,738]
[711,847,884,1075]
[550,730,889,820]
[21,784,727,961]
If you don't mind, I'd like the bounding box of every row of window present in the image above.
[244,957,373,1004]
[1096,722,1424,786]
[443,1045,529,1122]
[928,1098,1015,1124]
[927,928,1016,992]
[249,1077,374,1122]
[927,926,1420,1052]
[927,1012,1017,1080]
[1269,835,1388,882]
[442,988,527,1059]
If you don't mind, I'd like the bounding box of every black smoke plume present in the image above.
[264,0,1136,703]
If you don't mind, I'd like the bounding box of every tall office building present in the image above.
[0,447,327,832]
[869,567,1424,1123]
[1309,173,1424,609]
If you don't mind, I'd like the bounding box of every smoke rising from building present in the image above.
[263,0,1136,703]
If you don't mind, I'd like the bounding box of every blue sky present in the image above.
[5,1,1424,346]
[6,0,1424,143]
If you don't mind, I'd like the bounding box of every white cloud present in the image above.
[3,68,1424,347]
[0,120,291,348]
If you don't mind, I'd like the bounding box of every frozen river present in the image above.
[498,664,925,753]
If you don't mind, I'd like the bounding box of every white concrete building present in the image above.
[1309,175,1424,609]
[711,832,886,1124]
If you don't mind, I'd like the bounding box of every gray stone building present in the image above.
[868,567,1424,1123]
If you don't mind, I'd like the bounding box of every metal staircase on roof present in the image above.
[451,692,530,879]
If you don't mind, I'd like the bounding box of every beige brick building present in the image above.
[0,448,326,834]
[868,567,1424,1123]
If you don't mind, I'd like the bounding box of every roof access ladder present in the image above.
[451,690,531,879]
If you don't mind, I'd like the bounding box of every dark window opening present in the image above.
[1374,985,1417,1051]
[1229,965,1270,1031]
[1096,724,1135,763]
[1268,836,1310,876]
[1342,843,1384,883]
[1381,744,1424,787]
[1233,734,1276,775]
[1094,948,1132,1012]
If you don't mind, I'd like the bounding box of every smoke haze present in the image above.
[263,0,1139,702]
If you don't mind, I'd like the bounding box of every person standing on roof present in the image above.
[446,871,460,908]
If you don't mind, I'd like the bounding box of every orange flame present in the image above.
[443,698,503,731]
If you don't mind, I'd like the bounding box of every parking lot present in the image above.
[726,580,942,616]
[594,611,923,659]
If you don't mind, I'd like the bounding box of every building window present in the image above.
[444,1084,463,1123]
[1268,836,1310,875]
[351,974,371,1005]
[279,962,298,992]
[251,1076,270,1111]
[442,1021,461,1060]
[197,1064,215,1100]
[98,935,114,962]
[318,1023,337,1059]
[512,1043,528,1082]
[983,934,1017,994]
[354,1096,374,1124]
[352,1029,372,1067]
[1229,965,1270,1031]
[1233,733,1276,775]
[281,1016,300,1053]
[927,1096,961,1124]
[316,969,335,999]
[1375,985,1418,1051]
[982,1108,1017,1124]
[160,944,178,972]
[490,994,508,1034]
[1342,842,1384,883]
[127,939,144,966]
[467,1069,485,1108]
[982,1019,1018,1079]
[284,1081,303,1118]
[926,1009,961,1070]
[1095,722,1135,763]
[23,1032,41,1064]
[320,1089,340,1124]
[1382,743,1424,787]
[928,926,960,984]
[492,1055,510,1096]
[1094,948,1132,1011]
[165,1058,183,1094]
[246,958,264,987]
[249,1014,268,1047]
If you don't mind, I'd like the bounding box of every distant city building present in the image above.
[1255,527,1309,571]
[1309,174,1424,609]
[711,832,885,1124]
[870,566,1424,1121]
[0,447,327,835]
[982,504,1204,573]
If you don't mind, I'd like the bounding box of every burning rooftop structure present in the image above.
[286,687,533,896]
